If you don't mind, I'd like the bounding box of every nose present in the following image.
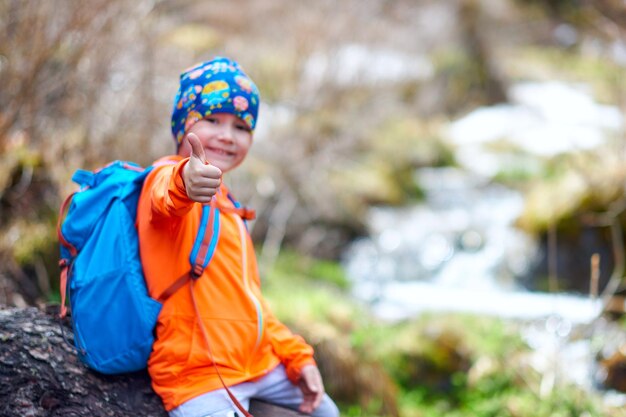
[216,123,235,142]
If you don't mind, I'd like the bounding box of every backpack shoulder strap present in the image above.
[155,199,221,302]
[157,199,220,303]
[224,192,256,220]
[155,191,256,302]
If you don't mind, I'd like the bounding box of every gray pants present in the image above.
[169,364,340,417]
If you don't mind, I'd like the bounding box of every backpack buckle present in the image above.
[191,264,204,280]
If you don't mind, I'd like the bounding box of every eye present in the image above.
[205,116,218,124]
[236,123,251,132]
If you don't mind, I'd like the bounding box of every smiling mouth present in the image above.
[207,146,234,157]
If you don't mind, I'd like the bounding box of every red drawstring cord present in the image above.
[189,279,254,417]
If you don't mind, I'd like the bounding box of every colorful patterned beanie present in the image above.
[171,57,260,146]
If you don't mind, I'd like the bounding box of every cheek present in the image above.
[236,132,252,148]
[236,141,252,159]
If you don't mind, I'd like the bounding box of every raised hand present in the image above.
[182,133,222,203]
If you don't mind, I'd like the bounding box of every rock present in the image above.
[0,306,309,417]
[249,400,307,417]
[0,306,166,417]
[600,347,626,393]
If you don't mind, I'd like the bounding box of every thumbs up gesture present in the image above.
[182,133,223,203]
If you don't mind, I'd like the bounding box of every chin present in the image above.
[212,162,235,173]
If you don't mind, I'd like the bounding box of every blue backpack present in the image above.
[56,160,229,374]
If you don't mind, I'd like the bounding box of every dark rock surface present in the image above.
[0,306,305,417]
[0,306,166,417]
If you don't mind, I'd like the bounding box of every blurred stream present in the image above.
[342,165,613,399]
[342,80,625,399]
[344,165,601,323]
[343,78,625,323]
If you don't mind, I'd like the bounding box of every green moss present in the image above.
[262,251,618,417]
[308,258,350,290]
[6,221,56,266]
[368,116,454,169]
[329,161,416,207]
[517,146,626,235]
[397,368,608,417]
[263,250,356,326]
[0,144,43,202]
[254,53,300,102]
[503,46,626,103]
[328,116,454,207]
[432,48,503,114]
[160,24,221,52]
[269,249,350,289]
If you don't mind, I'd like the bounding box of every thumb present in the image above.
[187,133,207,165]
[300,365,321,393]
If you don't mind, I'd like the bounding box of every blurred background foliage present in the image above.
[265,252,621,416]
[2,0,626,415]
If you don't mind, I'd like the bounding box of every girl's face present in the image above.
[178,113,253,173]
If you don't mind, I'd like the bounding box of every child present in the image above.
[137,57,339,417]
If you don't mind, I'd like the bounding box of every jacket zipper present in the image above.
[234,214,264,375]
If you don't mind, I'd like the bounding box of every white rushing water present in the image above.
[344,167,601,324]
[446,81,624,178]
[344,80,624,323]
[354,281,601,323]
[342,80,625,399]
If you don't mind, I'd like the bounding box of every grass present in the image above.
[264,249,625,417]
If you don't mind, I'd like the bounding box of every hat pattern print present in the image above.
[171,57,260,145]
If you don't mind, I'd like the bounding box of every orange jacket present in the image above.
[137,155,315,411]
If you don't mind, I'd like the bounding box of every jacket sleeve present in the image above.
[148,158,195,219]
[261,297,317,384]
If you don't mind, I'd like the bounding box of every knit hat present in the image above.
[171,57,260,146]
